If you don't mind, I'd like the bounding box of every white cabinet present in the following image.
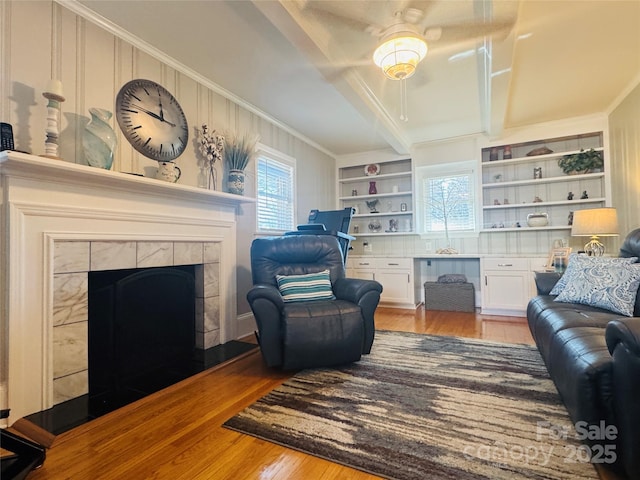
[375,258,413,307]
[338,159,413,237]
[480,132,607,232]
[480,256,547,316]
[347,256,415,308]
[481,257,530,315]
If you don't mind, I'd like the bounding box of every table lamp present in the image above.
[571,207,619,256]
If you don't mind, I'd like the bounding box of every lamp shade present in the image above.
[373,33,428,80]
[571,208,619,237]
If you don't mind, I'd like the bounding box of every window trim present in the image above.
[415,160,480,239]
[255,143,297,234]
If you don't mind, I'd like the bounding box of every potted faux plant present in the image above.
[557,148,603,175]
[224,132,259,195]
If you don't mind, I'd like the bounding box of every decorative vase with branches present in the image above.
[224,132,259,195]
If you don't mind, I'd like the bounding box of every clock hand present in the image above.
[130,104,176,127]
[158,92,165,121]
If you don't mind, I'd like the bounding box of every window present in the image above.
[416,161,478,237]
[256,146,295,232]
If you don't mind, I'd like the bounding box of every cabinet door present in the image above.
[376,270,411,304]
[482,271,529,312]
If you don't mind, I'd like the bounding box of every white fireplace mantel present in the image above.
[0,151,254,426]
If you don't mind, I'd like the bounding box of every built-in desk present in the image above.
[348,253,548,315]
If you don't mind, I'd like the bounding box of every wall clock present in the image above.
[115,79,188,162]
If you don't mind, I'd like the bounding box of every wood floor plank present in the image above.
[25,308,551,479]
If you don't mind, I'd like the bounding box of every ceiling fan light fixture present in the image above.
[373,33,428,80]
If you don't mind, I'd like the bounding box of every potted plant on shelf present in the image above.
[557,148,603,175]
[224,132,259,195]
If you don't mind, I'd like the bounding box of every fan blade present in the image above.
[426,19,515,44]
[298,0,386,34]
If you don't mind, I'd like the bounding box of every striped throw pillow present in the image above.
[276,270,336,303]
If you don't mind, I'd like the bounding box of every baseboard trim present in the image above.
[236,312,256,339]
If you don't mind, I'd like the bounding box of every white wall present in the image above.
[609,82,640,239]
[0,0,336,321]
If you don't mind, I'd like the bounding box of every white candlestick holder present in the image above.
[42,80,65,159]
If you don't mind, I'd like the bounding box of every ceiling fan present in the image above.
[298,1,514,81]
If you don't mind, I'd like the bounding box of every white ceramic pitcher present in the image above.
[156,161,181,183]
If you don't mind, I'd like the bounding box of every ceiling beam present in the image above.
[253,0,412,154]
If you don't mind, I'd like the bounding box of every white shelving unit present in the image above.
[480,132,607,232]
[337,158,413,237]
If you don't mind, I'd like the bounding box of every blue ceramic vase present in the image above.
[227,169,245,195]
[83,108,117,169]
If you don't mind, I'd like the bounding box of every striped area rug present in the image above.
[224,331,599,479]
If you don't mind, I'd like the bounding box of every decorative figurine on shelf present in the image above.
[568,211,574,226]
[351,189,358,196]
[533,167,542,179]
[368,181,377,194]
[388,219,398,232]
[533,196,543,203]
[567,191,574,200]
[503,145,512,159]
[368,219,382,232]
[581,190,589,199]
[489,147,499,161]
[494,199,501,205]
[366,199,379,213]
[493,173,503,182]
[516,222,522,228]
[503,198,509,205]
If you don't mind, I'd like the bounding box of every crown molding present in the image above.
[55,0,336,159]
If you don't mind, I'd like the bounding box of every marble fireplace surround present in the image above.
[0,152,253,426]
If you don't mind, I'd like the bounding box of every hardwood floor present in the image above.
[15,308,597,479]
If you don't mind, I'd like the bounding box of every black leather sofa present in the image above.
[527,228,640,479]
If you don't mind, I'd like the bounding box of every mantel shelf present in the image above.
[0,151,255,207]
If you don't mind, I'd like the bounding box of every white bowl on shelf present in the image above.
[526,213,549,227]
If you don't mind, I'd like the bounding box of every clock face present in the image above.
[115,79,188,161]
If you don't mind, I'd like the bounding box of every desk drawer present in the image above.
[483,257,528,270]
[349,258,375,269]
[375,257,412,269]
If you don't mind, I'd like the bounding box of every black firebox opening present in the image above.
[88,265,197,416]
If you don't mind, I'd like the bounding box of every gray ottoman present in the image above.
[424,282,475,312]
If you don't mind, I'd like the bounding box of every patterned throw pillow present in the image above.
[276,270,336,303]
[554,260,640,316]
[549,254,638,296]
